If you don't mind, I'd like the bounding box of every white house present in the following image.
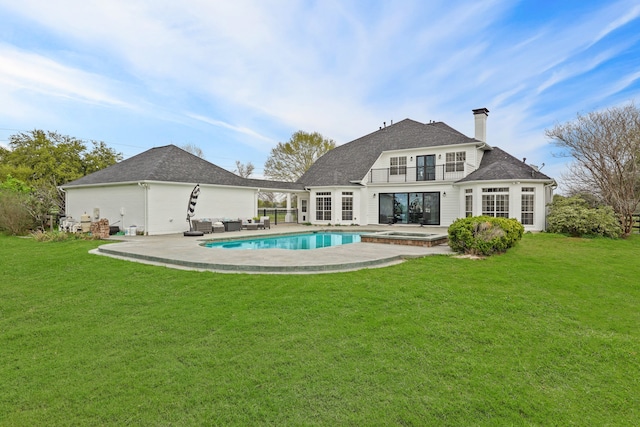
[62,108,555,234]
[297,108,555,231]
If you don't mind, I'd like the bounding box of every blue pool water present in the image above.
[204,232,361,250]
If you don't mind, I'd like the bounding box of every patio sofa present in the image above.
[191,219,213,233]
[192,219,227,233]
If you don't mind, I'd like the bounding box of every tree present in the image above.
[264,131,335,182]
[4,130,122,187]
[234,160,254,178]
[83,141,124,175]
[180,143,205,159]
[2,130,122,219]
[546,102,640,236]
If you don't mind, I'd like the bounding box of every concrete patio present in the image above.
[92,224,454,274]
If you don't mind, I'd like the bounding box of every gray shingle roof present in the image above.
[63,145,305,190]
[457,146,553,183]
[298,119,479,186]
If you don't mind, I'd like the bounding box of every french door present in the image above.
[416,155,436,181]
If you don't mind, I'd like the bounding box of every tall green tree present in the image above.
[264,131,335,182]
[546,102,640,236]
[4,130,122,186]
[1,130,122,221]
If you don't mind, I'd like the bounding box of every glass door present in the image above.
[409,193,423,224]
[380,192,440,224]
[422,192,440,225]
[393,193,408,224]
[416,155,436,181]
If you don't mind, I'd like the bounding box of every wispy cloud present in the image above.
[0,43,133,109]
[185,113,274,146]
[0,0,638,180]
[589,2,640,46]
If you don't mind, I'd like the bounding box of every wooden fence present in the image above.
[633,214,640,234]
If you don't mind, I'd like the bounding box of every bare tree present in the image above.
[546,102,640,236]
[180,143,205,159]
[234,160,255,178]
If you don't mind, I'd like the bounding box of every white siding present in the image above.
[307,187,365,226]
[368,144,480,182]
[65,184,144,233]
[65,181,258,235]
[144,183,256,235]
[456,182,551,231]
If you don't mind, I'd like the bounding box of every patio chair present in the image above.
[258,216,270,229]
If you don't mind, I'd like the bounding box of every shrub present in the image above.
[30,230,100,242]
[448,216,524,256]
[0,189,34,235]
[547,196,622,238]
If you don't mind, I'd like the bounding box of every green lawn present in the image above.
[1,233,638,426]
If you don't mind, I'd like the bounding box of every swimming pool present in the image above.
[204,232,361,250]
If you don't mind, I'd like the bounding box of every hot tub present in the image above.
[360,231,448,247]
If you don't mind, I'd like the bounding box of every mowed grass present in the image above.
[0,233,638,426]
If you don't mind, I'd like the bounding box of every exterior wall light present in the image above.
[443,191,447,197]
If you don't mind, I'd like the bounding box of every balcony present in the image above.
[367,164,474,184]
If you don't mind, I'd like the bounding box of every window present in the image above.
[390,156,407,175]
[301,199,307,213]
[342,192,353,221]
[316,192,331,221]
[465,189,473,217]
[445,151,466,172]
[521,187,534,225]
[482,187,509,218]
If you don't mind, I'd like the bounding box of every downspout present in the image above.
[256,189,261,217]
[543,180,558,231]
[138,182,149,235]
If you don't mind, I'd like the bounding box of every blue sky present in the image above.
[1,0,639,188]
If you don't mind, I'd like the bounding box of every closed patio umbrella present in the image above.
[184,184,204,236]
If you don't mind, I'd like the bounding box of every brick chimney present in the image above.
[472,108,489,142]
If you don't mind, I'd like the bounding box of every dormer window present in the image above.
[390,156,407,175]
[445,151,465,172]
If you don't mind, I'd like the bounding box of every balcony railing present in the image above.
[367,164,475,184]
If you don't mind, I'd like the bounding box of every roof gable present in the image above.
[299,118,478,186]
